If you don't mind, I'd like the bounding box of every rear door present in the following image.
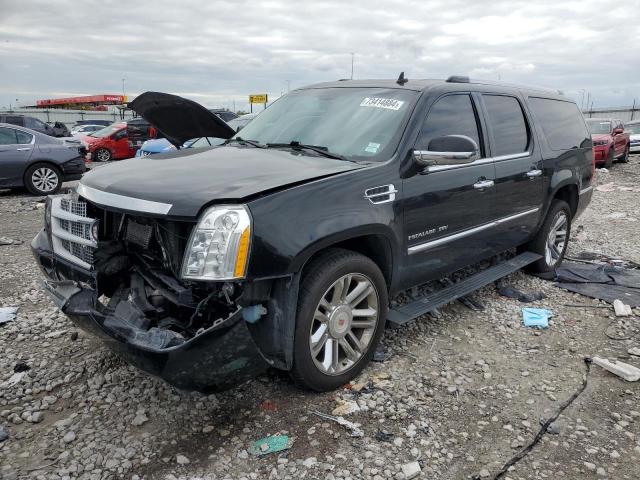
[401,93,498,288]
[479,93,543,247]
[0,127,34,185]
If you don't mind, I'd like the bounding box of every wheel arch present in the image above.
[23,160,62,184]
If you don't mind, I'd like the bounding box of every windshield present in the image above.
[234,87,419,161]
[626,123,640,134]
[90,125,123,138]
[586,120,612,134]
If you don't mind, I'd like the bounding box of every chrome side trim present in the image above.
[408,207,540,255]
[579,185,593,196]
[77,183,173,215]
[427,151,531,173]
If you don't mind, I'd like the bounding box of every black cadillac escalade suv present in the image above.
[32,77,593,392]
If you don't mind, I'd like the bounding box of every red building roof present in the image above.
[35,94,127,107]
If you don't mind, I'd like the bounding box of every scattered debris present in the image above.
[248,435,292,456]
[0,425,8,442]
[497,283,545,303]
[595,182,615,192]
[131,411,149,426]
[0,306,18,325]
[613,299,633,317]
[2,371,27,388]
[596,167,609,173]
[311,410,364,437]
[522,308,551,328]
[176,454,190,465]
[592,356,640,382]
[374,429,394,442]
[70,331,79,341]
[13,362,30,373]
[401,461,422,479]
[628,347,640,357]
[0,237,23,246]
[331,398,361,416]
[373,347,391,362]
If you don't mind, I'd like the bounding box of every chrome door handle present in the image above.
[16,147,31,151]
[473,179,494,189]
[526,169,542,178]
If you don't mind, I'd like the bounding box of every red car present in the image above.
[81,120,156,162]
[585,118,630,167]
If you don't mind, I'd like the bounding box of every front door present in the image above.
[0,127,34,186]
[480,93,543,248]
[400,93,498,290]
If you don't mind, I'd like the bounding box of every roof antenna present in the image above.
[396,71,408,85]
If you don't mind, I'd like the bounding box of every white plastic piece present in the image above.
[592,356,640,382]
[628,347,640,357]
[613,299,632,317]
[402,461,422,479]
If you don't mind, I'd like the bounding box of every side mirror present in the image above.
[414,135,480,169]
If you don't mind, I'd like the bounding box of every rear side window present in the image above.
[5,116,24,126]
[528,97,589,150]
[416,94,482,154]
[0,127,17,144]
[15,130,33,144]
[482,95,529,156]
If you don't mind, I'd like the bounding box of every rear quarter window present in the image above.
[528,97,590,151]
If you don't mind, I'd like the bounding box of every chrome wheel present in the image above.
[545,210,567,266]
[309,273,379,375]
[31,167,59,193]
[96,149,111,162]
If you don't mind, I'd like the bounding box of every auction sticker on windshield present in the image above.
[360,97,404,111]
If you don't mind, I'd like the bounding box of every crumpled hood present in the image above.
[129,91,236,147]
[79,145,365,217]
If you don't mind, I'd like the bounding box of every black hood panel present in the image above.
[80,146,364,217]
[129,92,236,147]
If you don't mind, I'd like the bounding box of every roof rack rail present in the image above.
[446,75,470,83]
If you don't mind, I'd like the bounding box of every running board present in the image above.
[387,252,542,325]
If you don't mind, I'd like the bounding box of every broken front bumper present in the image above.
[31,228,268,393]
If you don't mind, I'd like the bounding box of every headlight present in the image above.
[182,205,252,280]
[593,140,608,146]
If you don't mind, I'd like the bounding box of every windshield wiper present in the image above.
[225,137,266,148]
[266,141,352,161]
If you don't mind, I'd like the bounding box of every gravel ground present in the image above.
[1,157,639,480]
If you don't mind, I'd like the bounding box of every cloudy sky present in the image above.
[1,0,639,111]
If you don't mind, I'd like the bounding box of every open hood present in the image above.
[129,92,236,148]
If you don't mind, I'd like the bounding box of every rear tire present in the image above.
[94,148,112,162]
[290,249,388,391]
[24,163,62,196]
[604,148,614,168]
[525,200,572,273]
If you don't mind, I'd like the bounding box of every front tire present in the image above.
[525,200,572,273]
[618,146,629,163]
[25,163,62,195]
[604,148,614,168]
[94,148,112,162]
[291,249,388,391]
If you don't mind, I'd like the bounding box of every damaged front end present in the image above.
[31,193,269,392]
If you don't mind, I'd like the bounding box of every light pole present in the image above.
[122,78,126,97]
[350,52,355,79]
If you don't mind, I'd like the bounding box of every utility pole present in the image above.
[350,53,355,79]
[122,78,126,97]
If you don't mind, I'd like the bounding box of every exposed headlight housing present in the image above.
[181,205,252,281]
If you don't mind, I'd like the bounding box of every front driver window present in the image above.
[416,94,483,155]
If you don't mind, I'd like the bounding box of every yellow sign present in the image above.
[249,94,268,104]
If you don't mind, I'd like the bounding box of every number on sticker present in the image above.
[360,98,404,111]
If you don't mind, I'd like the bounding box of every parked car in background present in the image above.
[585,118,630,166]
[626,120,640,153]
[75,119,113,127]
[0,114,58,137]
[49,121,71,137]
[71,124,105,136]
[208,108,238,122]
[0,123,86,195]
[227,112,258,132]
[32,81,592,392]
[82,119,158,162]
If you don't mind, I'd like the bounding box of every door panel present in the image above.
[0,127,34,186]
[400,93,498,290]
[480,94,543,247]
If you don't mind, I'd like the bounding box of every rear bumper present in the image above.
[31,228,269,393]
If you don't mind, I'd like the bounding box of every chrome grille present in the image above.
[50,194,97,269]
